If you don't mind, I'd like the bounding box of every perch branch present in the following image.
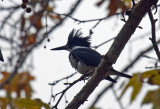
[65,0,159,108]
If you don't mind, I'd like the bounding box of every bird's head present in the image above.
[51,29,91,51]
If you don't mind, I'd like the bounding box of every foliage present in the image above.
[14,98,50,109]
[142,88,160,109]
[0,72,34,98]
[120,69,160,108]
[0,71,50,108]
[96,0,131,16]
[0,0,159,109]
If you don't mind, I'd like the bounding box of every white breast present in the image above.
[77,61,94,74]
[69,55,94,74]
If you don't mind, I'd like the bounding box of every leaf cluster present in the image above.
[120,69,160,109]
[0,72,49,109]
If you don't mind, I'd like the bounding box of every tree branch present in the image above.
[89,38,160,108]
[65,0,159,108]
[51,75,87,109]
[148,9,160,61]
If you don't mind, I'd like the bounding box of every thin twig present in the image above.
[0,6,19,30]
[92,37,116,49]
[148,9,160,61]
[51,75,87,109]
[111,88,124,109]
[142,55,159,61]
[47,10,121,24]
[48,72,77,85]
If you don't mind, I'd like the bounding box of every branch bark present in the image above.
[89,38,160,108]
[65,0,159,108]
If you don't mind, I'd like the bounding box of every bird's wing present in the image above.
[70,48,101,67]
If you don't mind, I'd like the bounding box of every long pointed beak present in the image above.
[50,45,69,51]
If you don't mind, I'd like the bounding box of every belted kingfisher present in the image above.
[51,29,132,83]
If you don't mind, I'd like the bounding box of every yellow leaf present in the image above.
[14,98,50,109]
[119,69,160,103]
[142,88,160,109]
[140,69,160,85]
[121,0,131,11]
[119,73,143,103]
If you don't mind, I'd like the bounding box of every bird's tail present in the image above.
[105,76,117,83]
[109,69,132,79]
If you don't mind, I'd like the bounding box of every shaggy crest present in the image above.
[67,29,91,48]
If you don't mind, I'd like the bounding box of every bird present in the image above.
[51,29,132,83]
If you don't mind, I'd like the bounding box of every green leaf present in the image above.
[119,69,160,103]
[14,98,50,109]
[141,69,160,85]
[119,73,143,103]
[142,88,160,109]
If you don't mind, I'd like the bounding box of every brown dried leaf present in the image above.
[107,0,131,16]
[0,72,34,98]
[0,97,9,109]
[29,13,43,30]
[48,13,61,21]
[21,15,25,30]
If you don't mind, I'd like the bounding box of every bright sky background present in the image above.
[1,0,160,109]
[31,0,160,109]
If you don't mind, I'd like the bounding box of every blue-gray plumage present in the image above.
[69,47,101,74]
[51,29,132,83]
[70,47,101,67]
